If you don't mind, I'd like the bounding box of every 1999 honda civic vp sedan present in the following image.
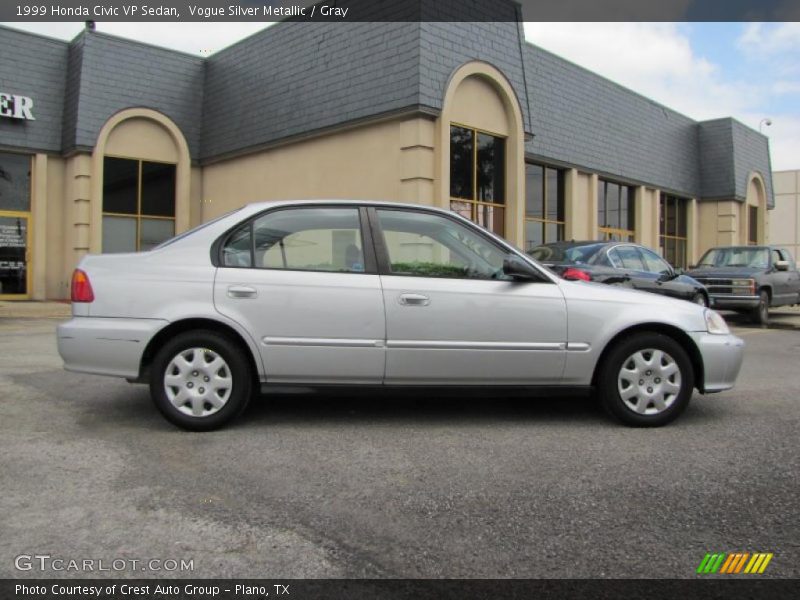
[58,201,744,430]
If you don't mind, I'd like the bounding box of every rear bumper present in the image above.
[688,331,745,393]
[57,317,167,379]
[709,294,760,309]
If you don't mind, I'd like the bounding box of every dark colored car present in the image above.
[529,241,709,306]
[686,246,800,325]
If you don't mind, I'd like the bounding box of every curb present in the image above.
[0,301,72,319]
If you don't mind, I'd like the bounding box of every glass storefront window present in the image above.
[748,205,758,245]
[102,157,176,253]
[0,215,28,295]
[524,163,565,251]
[0,152,31,212]
[659,193,689,268]
[598,179,635,241]
[0,152,31,296]
[449,124,506,237]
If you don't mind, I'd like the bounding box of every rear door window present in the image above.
[221,207,367,273]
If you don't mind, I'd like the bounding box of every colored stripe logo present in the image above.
[696,552,773,574]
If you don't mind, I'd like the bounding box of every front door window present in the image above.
[376,208,511,280]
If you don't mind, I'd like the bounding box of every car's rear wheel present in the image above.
[598,333,694,427]
[150,330,252,431]
[750,289,770,326]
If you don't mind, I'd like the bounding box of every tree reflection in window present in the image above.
[449,125,506,237]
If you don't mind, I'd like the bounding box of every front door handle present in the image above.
[227,285,257,299]
[398,293,430,306]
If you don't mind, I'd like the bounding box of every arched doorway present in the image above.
[436,62,526,245]
[91,108,191,254]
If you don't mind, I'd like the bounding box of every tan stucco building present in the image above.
[770,170,800,260]
[0,14,774,300]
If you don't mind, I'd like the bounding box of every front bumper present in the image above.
[688,331,745,393]
[709,294,760,309]
[57,317,167,379]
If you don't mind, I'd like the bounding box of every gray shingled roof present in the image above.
[0,20,774,207]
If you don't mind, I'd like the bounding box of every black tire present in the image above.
[750,290,769,326]
[690,292,708,307]
[597,332,694,427]
[150,330,253,431]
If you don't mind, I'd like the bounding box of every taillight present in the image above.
[562,267,592,282]
[71,269,95,302]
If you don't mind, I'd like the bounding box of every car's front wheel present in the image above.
[597,333,694,427]
[150,330,253,431]
[750,289,770,326]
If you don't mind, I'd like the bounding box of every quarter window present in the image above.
[525,163,565,251]
[102,157,176,252]
[659,193,688,268]
[598,179,635,242]
[449,125,506,236]
[376,209,512,280]
[222,207,365,273]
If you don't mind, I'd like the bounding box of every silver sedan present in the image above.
[58,201,744,430]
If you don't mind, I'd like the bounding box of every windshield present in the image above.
[529,243,605,264]
[697,247,769,268]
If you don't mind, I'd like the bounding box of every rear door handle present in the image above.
[398,293,430,306]
[227,285,257,299]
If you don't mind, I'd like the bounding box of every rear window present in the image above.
[154,208,244,250]
[529,243,604,264]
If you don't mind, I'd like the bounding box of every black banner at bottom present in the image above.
[3,579,800,600]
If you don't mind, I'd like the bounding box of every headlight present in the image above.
[731,278,756,293]
[704,309,730,335]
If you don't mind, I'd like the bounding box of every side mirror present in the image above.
[503,256,542,281]
[775,260,789,271]
[657,271,675,282]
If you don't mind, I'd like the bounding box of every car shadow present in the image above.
[87,383,611,430]
[239,389,606,429]
[18,368,731,434]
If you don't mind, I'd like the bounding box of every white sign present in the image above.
[0,93,35,120]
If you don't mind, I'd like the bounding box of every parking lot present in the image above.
[1,306,799,579]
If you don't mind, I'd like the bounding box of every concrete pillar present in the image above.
[563,168,578,240]
[634,186,660,248]
[687,198,698,266]
[399,118,435,206]
[588,173,599,239]
[709,201,738,247]
[63,154,92,278]
[30,153,48,300]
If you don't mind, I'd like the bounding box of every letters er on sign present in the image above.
[0,94,35,120]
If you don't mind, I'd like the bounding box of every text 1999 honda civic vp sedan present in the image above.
[58,201,744,430]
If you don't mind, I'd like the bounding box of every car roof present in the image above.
[537,240,604,248]
[704,245,773,251]
[237,199,455,214]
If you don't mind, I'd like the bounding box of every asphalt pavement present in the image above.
[0,309,798,579]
